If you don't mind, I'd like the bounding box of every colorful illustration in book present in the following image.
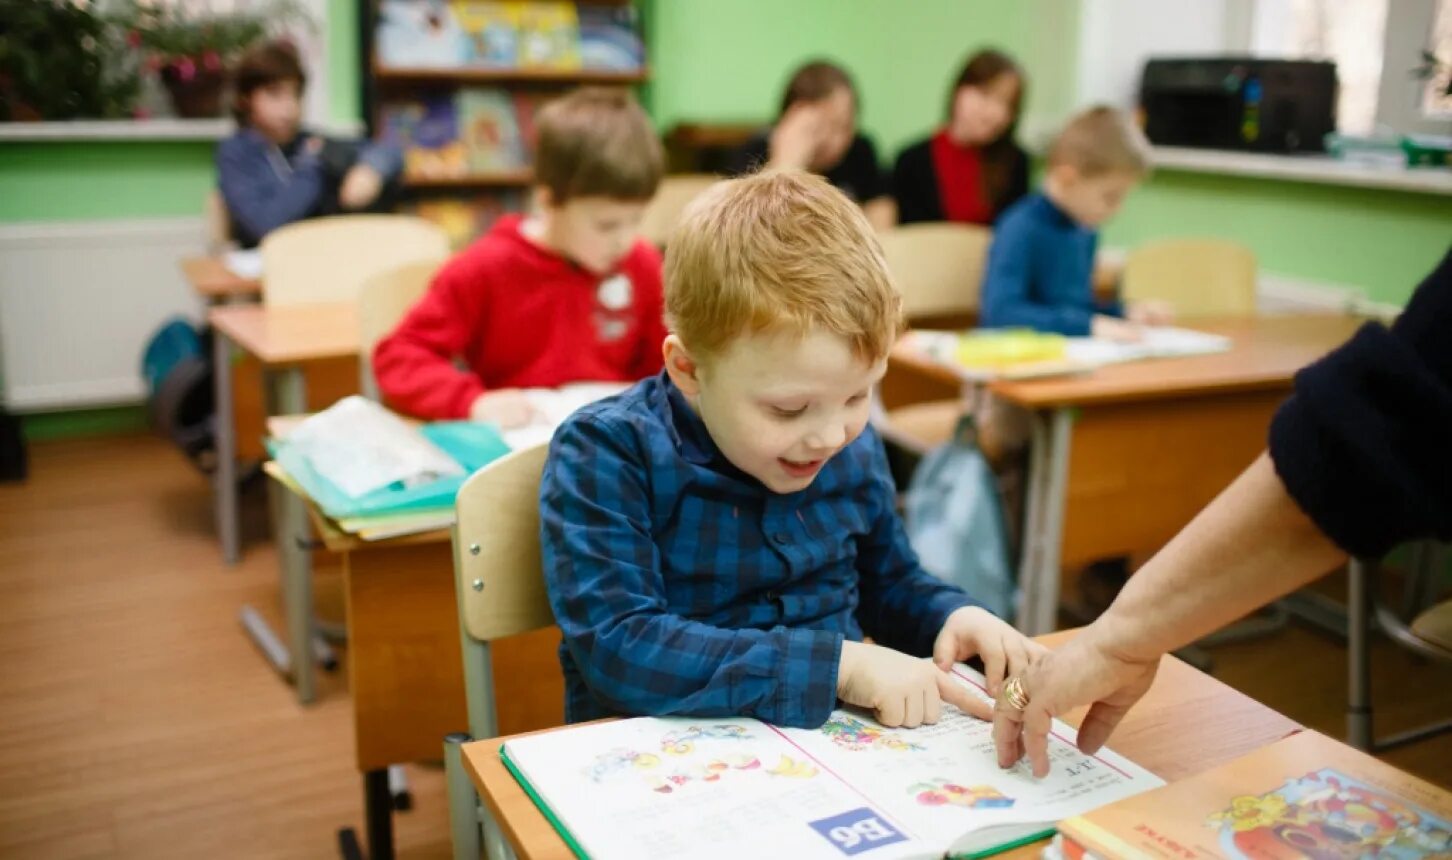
[1206,768,1452,860]
[453,1,520,67]
[381,95,467,178]
[583,725,819,793]
[515,1,580,69]
[910,779,1016,810]
[819,714,924,752]
[376,0,467,68]
[660,724,751,756]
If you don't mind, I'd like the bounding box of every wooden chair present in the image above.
[639,174,721,248]
[875,223,993,458]
[443,444,562,860]
[357,260,440,401]
[258,214,450,307]
[1121,238,1258,319]
[204,189,234,255]
[1347,544,1452,752]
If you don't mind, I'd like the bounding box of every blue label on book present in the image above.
[808,808,908,855]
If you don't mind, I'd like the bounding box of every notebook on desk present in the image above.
[500,666,1164,860]
[903,327,1232,383]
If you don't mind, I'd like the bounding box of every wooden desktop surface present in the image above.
[180,255,262,300]
[208,302,359,365]
[888,315,1363,409]
[462,629,1302,860]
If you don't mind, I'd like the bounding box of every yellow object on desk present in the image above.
[954,330,1068,369]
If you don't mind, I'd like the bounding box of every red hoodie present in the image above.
[373,214,666,419]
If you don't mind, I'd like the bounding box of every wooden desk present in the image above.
[461,629,1303,860]
[890,315,1363,634]
[179,255,262,302]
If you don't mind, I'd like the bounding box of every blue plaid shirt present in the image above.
[540,372,978,728]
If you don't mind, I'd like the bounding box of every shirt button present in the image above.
[773,532,792,545]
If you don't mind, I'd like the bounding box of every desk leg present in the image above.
[1347,558,1374,751]
[364,768,396,860]
[1019,408,1074,636]
[274,366,317,704]
[213,330,240,565]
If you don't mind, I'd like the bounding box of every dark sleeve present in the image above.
[727,133,771,176]
[216,135,326,245]
[1268,247,1452,558]
[998,145,1031,217]
[844,134,888,202]
[893,140,941,225]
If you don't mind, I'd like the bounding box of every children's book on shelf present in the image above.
[403,192,523,249]
[458,88,528,171]
[501,666,1165,859]
[377,0,468,68]
[382,94,469,179]
[515,0,581,69]
[452,0,520,66]
[1055,729,1452,860]
[577,3,644,71]
[510,90,548,156]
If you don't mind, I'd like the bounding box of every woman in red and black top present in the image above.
[894,49,1029,226]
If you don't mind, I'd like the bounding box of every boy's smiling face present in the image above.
[664,328,886,494]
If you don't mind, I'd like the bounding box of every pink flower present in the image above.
[126,30,141,48]
[177,56,196,81]
[144,55,161,73]
[133,106,152,119]
[202,51,221,72]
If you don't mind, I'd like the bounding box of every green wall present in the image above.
[1103,170,1452,306]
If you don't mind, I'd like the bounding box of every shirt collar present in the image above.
[652,372,719,466]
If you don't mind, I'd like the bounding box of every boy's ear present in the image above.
[662,334,703,396]
[532,186,558,212]
[1047,161,1080,188]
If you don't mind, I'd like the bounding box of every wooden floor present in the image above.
[1,435,1448,859]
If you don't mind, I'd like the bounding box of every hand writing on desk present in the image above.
[1091,315,1143,343]
[1127,301,1175,327]
[470,389,540,430]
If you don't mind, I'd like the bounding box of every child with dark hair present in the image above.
[216,40,403,247]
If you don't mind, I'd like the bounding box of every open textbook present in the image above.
[501,667,1164,859]
[903,327,1232,382]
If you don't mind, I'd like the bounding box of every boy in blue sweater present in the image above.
[540,171,1042,731]
[980,106,1170,339]
[217,41,402,247]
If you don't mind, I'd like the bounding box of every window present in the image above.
[1424,0,1452,117]
[1250,0,1389,134]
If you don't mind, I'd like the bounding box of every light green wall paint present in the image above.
[327,0,361,126]
[0,142,217,223]
[1103,170,1452,305]
[641,0,1069,159]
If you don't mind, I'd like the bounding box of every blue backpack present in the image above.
[141,317,215,472]
[903,418,1016,619]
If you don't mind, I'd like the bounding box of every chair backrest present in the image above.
[259,214,450,307]
[639,174,721,248]
[204,189,233,254]
[357,260,440,400]
[877,223,993,322]
[453,443,555,644]
[1121,238,1258,318]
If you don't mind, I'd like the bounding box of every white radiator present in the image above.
[0,218,208,411]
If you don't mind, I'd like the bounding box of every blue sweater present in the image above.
[216,127,403,248]
[979,191,1121,336]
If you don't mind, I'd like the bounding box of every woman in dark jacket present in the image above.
[894,49,1028,226]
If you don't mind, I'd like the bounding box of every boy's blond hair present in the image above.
[1048,106,1152,178]
[665,170,903,364]
[534,87,663,203]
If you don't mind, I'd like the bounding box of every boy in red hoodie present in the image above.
[373,88,666,424]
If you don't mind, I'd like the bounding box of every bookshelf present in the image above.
[359,1,650,244]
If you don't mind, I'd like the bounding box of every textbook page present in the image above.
[501,382,629,450]
[286,396,463,498]
[503,716,941,860]
[778,666,1164,856]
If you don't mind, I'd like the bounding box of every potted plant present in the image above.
[0,0,140,121]
[113,0,308,119]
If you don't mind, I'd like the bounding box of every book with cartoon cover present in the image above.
[381,94,468,179]
[452,0,520,67]
[501,666,1164,859]
[1056,729,1452,859]
[457,88,526,172]
[514,0,580,69]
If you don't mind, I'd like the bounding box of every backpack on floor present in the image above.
[141,318,216,473]
[903,416,1016,619]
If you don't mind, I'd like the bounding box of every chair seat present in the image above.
[1410,600,1452,659]
[883,400,963,453]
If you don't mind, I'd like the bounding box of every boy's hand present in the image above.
[469,389,539,429]
[770,104,822,171]
[1127,300,1175,327]
[932,606,1048,699]
[837,640,991,728]
[1091,314,1143,343]
[339,164,384,210]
